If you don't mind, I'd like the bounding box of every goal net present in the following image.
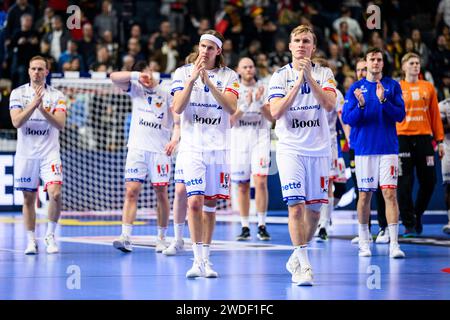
[50,76,230,224]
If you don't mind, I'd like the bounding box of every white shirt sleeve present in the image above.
[224,69,240,98]
[171,66,185,96]
[9,88,23,110]
[268,70,286,101]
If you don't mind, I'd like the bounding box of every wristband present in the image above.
[130,72,140,81]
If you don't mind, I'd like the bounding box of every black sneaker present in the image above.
[236,227,251,241]
[316,227,328,242]
[257,225,271,241]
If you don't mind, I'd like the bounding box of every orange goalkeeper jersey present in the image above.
[396,80,444,141]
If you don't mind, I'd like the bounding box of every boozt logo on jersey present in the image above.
[15,177,32,183]
[25,128,50,136]
[282,182,302,191]
[291,119,320,129]
[193,114,221,125]
[185,178,203,186]
[239,120,261,127]
[361,177,374,184]
[139,118,162,129]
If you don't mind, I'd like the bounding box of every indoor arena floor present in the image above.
[0,212,449,300]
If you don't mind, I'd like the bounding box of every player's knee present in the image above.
[154,185,168,197]
[382,189,397,203]
[288,203,305,219]
[188,197,203,213]
[358,192,372,204]
[125,186,140,201]
[175,183,187,198]
[238,182,250,193]
[253,176,268,190]
[23,192,36,206]
[49,189,62,202]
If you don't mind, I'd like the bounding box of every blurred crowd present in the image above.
[0,0,449,129]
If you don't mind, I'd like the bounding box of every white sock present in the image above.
[319,203,329,228]
[294,245,311,268]
[157,226,167,240]
[27,230,35,242]
[257,212,266,226]
[202,244,210,261]
[122,224,132,237]
[174,223,184,241]
[359,224,370,242]
[46,221,57,236]
[327,197,334,225]
[388,223,399,245]
[241,216,249,228]
[192,242,203,262]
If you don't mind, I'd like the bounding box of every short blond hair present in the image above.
[290,25,317,45]
[401,52,420,65]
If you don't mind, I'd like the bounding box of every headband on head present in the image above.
[200,34,222,49]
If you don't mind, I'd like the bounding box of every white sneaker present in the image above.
[358,240,372,257]
[44,233,59,254]
[203,260,218,278]
[292,266,314,286]
[443,224,450,234]
[186,260,205,278]
[113,235,132,252]
[162,239,184,256]
[352,235,373,244]
[285,252,300,275]
[375,228,390,244]
[24,239,38,255]
[390,243,405,259]
[155,238,169,253]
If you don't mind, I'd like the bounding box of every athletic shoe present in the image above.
[351,235,373,244]
[403,228,417,238]
[203,260,218,278]
[415,215,423,235]
[375,228,390,244]
[24,239,38,255]
[257,225,271,241]
[162,239,184,256]
[316,227,328,242]
[443,224,450,234]
[358,240,372,257]
[113,235,132,252]
[186,260,205,278]
[389,243,405,259]
[286,252,300,275]
[292,266,314,286]
[236,227,251,241]
[44,233,59,254]
[155,238,168,253]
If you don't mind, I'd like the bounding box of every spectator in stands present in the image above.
[59,40,84,72]
[387,31,405,76]
[431,34,450,90]
[411,28,430,67]
[152,35,180,74]
[4,0,35,41]
[436,0,450,29]
[154,20,172,50]
[101,30,119,67]
[333,21,356,62]
[222,39,239,70]
[93,45,114,73]
[78,23,97,73]
[10,13,39,87]
[129,24,145,51]
[244,14,277,54]
[35,7,54,37]
[43,15,71,62]
[332,5,363,42]
[255,52,271,83]
[190,17,210,45]
[121,54,135,71]
[39,39,57,72]
[94,0,118,40]
[240,39,261,64]
[124,37,146,65]
[268,38,290,70]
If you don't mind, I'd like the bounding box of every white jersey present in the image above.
[327,88,345,143]
[171,64,239,151]
[268,63,336,156]
[439,98,450,146]
[9,83,66,159]
[127,80,173,153]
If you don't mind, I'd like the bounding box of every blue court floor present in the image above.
[0,212,449,300]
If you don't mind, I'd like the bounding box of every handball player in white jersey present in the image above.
[110,61,179,253]
[9,56,67,255]
[172,30,238,278]
[231,57,273,241]
[268,25,337,286]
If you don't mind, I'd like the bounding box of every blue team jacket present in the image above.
[342,77,405,156]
